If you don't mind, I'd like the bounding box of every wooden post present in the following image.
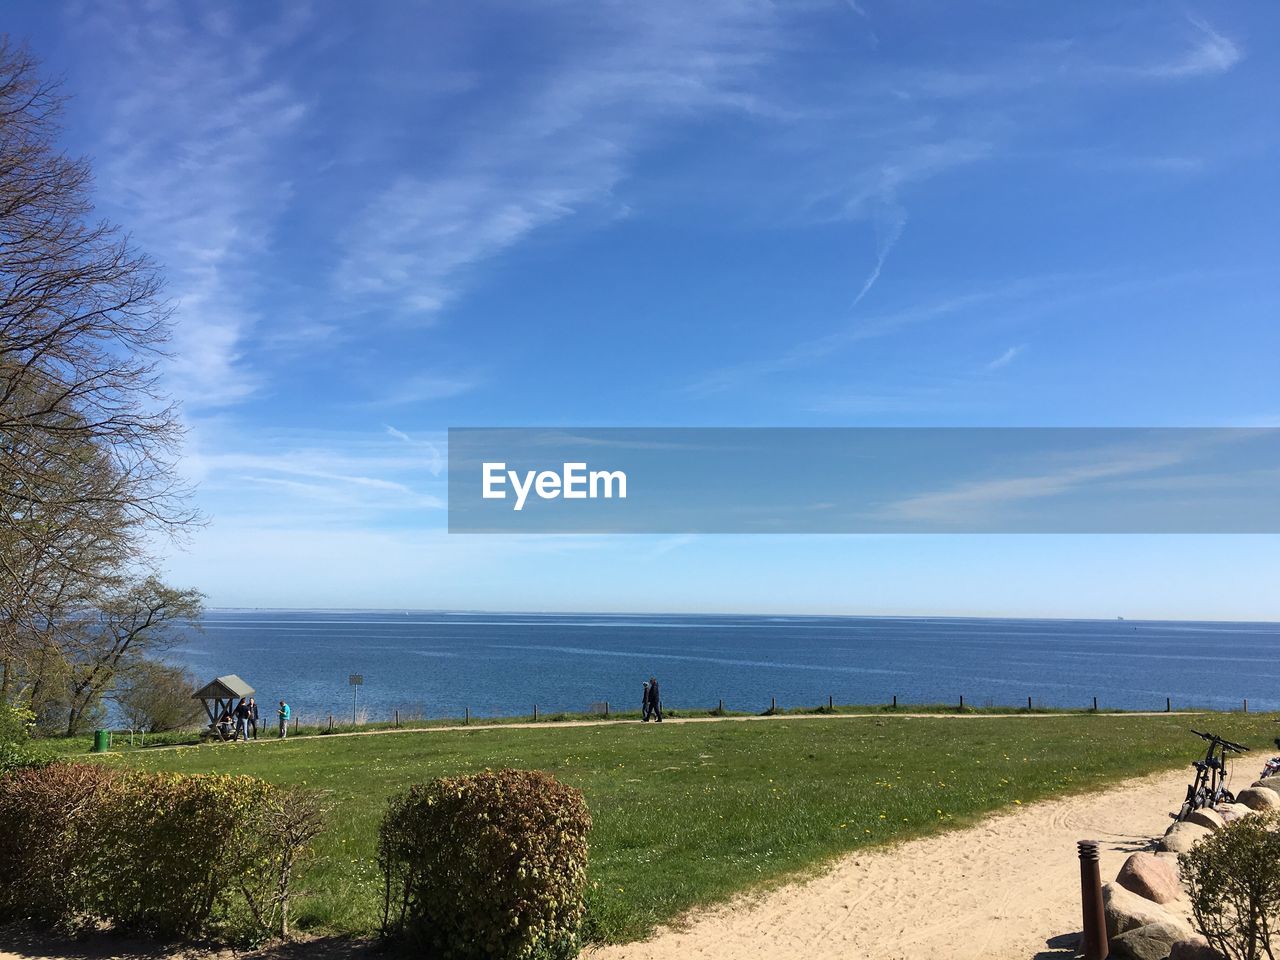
[959,694,964,711]
[1092,696,1097,712]
[394,709,399,728]
[465,706,470,725]
[605,701,610,718]
[718,698,724,713]
[1244,698,1249,713]
[892,694,897,709]
[1027,696,1033,710]
[328,714,333,731]
[1166,697,1171,713]
[828,694,833,710]
[533,704,538,721]
[770,696,776,713]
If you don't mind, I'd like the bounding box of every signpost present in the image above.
[349,674,364,724]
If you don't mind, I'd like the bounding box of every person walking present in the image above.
[247,698,259,740]
[233,697,251,741]
[641,680,651,721]
[647,676,662,722]
[278,699,291,739]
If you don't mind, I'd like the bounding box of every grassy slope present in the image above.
[100,712,1279,944]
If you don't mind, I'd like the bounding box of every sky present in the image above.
[11,1,1280,618]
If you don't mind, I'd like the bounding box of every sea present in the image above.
[164,611,1280,724]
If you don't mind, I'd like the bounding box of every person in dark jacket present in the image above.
[647,676,662,722]
[247,698,259,740]
[233,698,251,741]
[641,681,651,721]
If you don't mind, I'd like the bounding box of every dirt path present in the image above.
[585,765,1193,960]
[0,765,1196,960]
[117,709,1201,754]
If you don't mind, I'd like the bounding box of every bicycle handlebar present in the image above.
[1191,728,1249,752]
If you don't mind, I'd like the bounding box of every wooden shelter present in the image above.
[193,674,255,738]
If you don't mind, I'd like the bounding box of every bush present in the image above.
[113,660,205,732]
[0,764,324,943]
[0,703,52,774]
[1181,813,1280,960]
[0,762,121,926]
[379,768,592,960]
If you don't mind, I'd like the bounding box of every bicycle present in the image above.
[1174,728,1248,822]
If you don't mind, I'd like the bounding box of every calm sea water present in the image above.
[167,611,1280,724]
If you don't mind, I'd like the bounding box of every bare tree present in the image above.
[113,660,204,733]
[0,38,200,704]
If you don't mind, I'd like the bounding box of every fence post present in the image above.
[1092,696,1097,712]
[605,701,610,718]
[892,694,897,709]
[1244,698,1249,713]
[1166,697,1171,713]
[770,696,777,714]
[533,704,538,721]
[1028,696,1033,711]
[328,714,333,731]
[465,706,470,725]
[395,709,399,728]
[959,694,964,711]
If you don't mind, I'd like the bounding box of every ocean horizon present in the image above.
[166,610,1280,724]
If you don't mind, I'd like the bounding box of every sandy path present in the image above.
[585,765,1193,960]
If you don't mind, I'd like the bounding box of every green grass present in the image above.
[96,712,1280,945]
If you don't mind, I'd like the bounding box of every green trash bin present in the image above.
[92,729,110,753]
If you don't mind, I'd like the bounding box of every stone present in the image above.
[1235,786,1280,812]
[1253,775,1280,792]
[1169,937,1220,960]
[1185,808,1225,831]
[1103,881,1194,940]
[1116,851,1183,904]
[1218,802,1254,822]
[1112,921,1202,960]
[1158,822,1212,854]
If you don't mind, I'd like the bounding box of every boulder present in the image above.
[1235,786,1280,812]
[1253,775,1280,792]
[1111,921,1201,960]
[1218,802,1254,822]
[1158,822,1212,854]
[1169,937,1220,960]
[1116,851,1183,904]
[1185,808,1225,831]
[1103,881,1194,940]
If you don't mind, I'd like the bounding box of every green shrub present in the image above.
[0,762,122,926]
[379,768,592,960]
[0,703,52,774]
[1181,812,1280,960]
[0,764,324,943]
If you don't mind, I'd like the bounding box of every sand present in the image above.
[584,765,1193,960]
[0,764,1197,960]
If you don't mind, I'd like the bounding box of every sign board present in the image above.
[349,674,364,686]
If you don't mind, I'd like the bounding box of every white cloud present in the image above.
[986,345,1025,372]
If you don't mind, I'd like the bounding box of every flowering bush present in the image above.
[379,768,592,960]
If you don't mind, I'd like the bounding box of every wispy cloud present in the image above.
[986,345,1025,372]
[1138,16,1242,80]
[72,4,312,408]
[336,1,784,319]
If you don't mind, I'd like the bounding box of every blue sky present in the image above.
[15,1,1280,617]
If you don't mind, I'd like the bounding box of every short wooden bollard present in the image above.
[605,701,610,718]
[959,695,965,710]
[1077,840,1108,960]
[1092,696,1098,712]
[465,707,470,725]
[533,704,539,721]
[1027,696,1033,710]
[328,714,333,731]
[1166,697,1171,712]
[718,698,724,713]
[770,696,777,713]
[828,694,833,710]
[892,694,897,709]
[394,709,399,728]
[1245,699,1249,713]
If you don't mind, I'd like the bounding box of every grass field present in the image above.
[95,712,1280,945]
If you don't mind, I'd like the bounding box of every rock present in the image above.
[1253,775,1280,792]
[1112,921,1201,960]
[1185,808,1225,831]
[1169,937,1220,960]
[1218,802,1254,822]
[1235,786,1280,812]
[1117,851,1184,904]
[1158,822,1212,854]
[1103,881,1194,940]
